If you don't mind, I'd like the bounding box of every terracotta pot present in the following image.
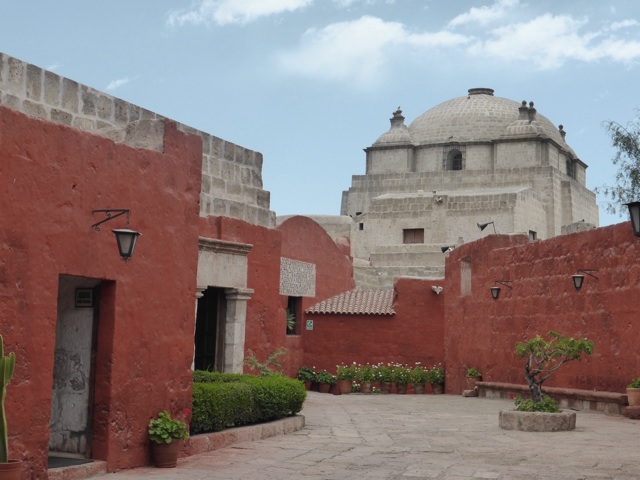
[414,383,426,394]
[360,382,372,394]
[627,387,640,406]
[432,383,444,395]
[395,384,407,394]
[318,383,331,393]
[339,379,352,394]
[380,382,392,394]
[0,461,22,480]
[151,441,180,468]
[304,381,312,391]
[466,376,481,390]
[331,383,342,395]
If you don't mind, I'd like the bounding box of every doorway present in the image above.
[49,275,101,460]
[194,287,225,371]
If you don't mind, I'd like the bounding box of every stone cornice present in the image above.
[198,237,253,256]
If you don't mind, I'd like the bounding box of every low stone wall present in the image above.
[499,410,576,432]
[477,381,628,415]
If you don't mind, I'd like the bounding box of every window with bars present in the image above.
[442,144,466,171]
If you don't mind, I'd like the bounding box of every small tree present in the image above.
[595,113,640,215]
[515,332,594,403]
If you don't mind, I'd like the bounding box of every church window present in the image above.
[403,228,424,244]
[442,145,466,171]
[566,159,575,179]
[359,223,364,231]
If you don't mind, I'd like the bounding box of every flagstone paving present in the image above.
[98,391,640,479]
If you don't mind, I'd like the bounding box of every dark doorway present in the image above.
[194,287,224,371]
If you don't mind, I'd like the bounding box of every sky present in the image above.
[1,0,640,227]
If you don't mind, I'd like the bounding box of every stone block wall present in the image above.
[0,52,274,227]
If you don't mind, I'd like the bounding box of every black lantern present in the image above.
[112,229,142,260]
[490,280,512,300]
[625,202,640,237]
[572,269,598,291]
[490,286,501,300]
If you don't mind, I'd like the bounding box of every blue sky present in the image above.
[2,0,640,227]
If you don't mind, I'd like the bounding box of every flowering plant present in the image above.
[356,364,376,383]
[392,364,411,385]
[466,368,481,378]
[316,370,337,385]
[296,366,316,382]
[409,365,428,384]
[148,410,189,444]
[427,365,445,385]
[376,363,394,383]
[336,363,357,381]
[628,377,640,388]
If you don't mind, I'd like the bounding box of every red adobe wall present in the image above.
[303,277,445,374]
[277,216,357,375]
[0,107,201,478]
[443,223,640,394]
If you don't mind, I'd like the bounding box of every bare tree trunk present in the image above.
[525,358,543,403]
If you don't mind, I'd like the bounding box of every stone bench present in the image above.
[476,381,628,416]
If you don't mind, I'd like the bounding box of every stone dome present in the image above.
[407,88,566,147]
[373,107,412,146]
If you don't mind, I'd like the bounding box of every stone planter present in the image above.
[499,410,576,432]
[395,384,407,394]
[432,383,444,395]
[318,383,331,393]
[360,382,373,394]
[626,387,640,406]
[414,383,426,394]
[380,382,392,394]
[339,379,353,394]
[466,376,481,390]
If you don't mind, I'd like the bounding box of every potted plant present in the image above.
[392,364,411,394]
[626,377,640,406]
[376,363,394,393]
[427,365,445,394]
[296,366,316,390]
[410,364,428,394]
[356,364,375,393]
[465,367,482,389]
[336,363,356,394]
[0,336,20,480]
[148,410,189,468]
[500,332,594,432]
[315,370,336,393]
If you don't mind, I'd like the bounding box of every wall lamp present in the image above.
[490,280,512,300]
[92,209,141,261]
[624,202,640,237]
[441,245,455,253]
[572,269,598,291]
[478,221,496,234]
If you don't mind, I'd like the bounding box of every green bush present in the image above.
[191,371,306,434]
[514,394,560,413]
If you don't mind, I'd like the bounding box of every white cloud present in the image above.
[448,0,518,28]
[167,0,313,27]
[469,13,640,69]
[610,19,639,31]
[105,77,131,91]
[277,16,470,87]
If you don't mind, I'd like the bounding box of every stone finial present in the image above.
[559,124,566,139]
[527,101,537,122]
[518,100,529,120]
[390,107,405,128]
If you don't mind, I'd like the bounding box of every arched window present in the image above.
[442,145,466,171]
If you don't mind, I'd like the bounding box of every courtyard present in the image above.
[96,392,639,479]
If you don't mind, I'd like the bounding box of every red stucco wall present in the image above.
[303,277,445,374]
[444,223,640,394]
[0,107,201,478]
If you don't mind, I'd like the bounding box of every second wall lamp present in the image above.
[92,209,141,261]
[490,280,512,300]
[572,269,598,291]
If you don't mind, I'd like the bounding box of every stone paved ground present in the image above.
[99,392,640,479]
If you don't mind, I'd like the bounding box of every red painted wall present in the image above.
[444,224,640,394]
[0,107,201,478]
[277,216,357,375]
[303,277,445,374]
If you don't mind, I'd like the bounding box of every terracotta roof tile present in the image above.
[305,290,395,315]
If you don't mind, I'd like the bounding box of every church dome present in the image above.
[407,88,566,146]
[373,107,412,146]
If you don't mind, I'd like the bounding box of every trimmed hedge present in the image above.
[191,371,307,434]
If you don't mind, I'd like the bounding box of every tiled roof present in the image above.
[305,290,395,315]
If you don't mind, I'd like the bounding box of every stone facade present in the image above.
[0,52,274,227]
[312,88,599,289]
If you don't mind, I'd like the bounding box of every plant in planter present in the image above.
[392,364,411,393]
[0,335,20,479]
[148,410,189,468]
[626,377,640,406]
[376,363,394,393]
[316,370,336,393]
[356,364,375,393]
[427,364,445,393]
[296,366,316,390]
[515,331,594,411]
[336,363,357,394]
[409,364,428,394]
[465,367,482,389]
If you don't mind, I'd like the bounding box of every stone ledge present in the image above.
[183,414,305,457]
[477,382,627,415]
[47,459,107,480]
[499,410,576,432]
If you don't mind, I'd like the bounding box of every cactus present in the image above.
[0,336,15,463]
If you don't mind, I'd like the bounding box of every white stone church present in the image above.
[292,88,599,289]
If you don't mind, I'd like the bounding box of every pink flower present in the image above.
[509,393,515,399]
